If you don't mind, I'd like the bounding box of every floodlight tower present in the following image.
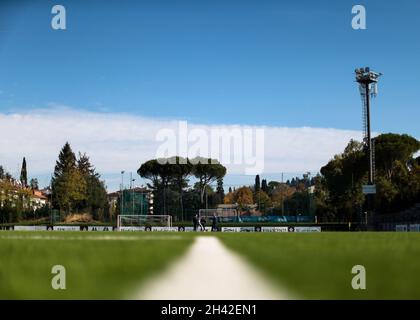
[355,67,382,228]
[355,67,382,185]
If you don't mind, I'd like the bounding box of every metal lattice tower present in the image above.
[359,83,368,143]
[355,67,382,185]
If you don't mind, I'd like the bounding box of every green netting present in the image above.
[120,190,149,215]
[50,209,61,223]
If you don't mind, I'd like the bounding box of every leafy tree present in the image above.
[235,187,254,209]
[375,134,420,179]
[267,181,280,192]
[77,152,96,177]
[55,169,86,214]
[0,166,12,181]
[168,156,192,221]
[319,139,366,221]
[52,142,87,214]
[216,177,225,205]
[191,157,226,206]
[76,153,108,219]
[223,191,235,204]
[138,159,174,215]
[375,176,399,213]
[317,134,420,220]
[254,190,271,213]
[138,156,227,218]
[0,177,32,223]
[182,189,201,221]
[284,192,310,217]
[138,159,161,188]
[29,178,39,190]
[271,183,294,213]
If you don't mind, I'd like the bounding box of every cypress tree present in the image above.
[20,157,28,187]
[255,174,260,192]
[216,177,224,196]
[261,179,268,193]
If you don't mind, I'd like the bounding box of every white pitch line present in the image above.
[0,235,183,241]
[135,236,295,300]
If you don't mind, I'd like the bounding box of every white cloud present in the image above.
[0,107,362,188]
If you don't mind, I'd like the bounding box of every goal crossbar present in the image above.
[117,215,172,229]
[198,208,238,218]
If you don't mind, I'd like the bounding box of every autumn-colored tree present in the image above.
[223,191,235,204]
[235,187,254,209]
[253,190,271,212]
[271,184,295,207]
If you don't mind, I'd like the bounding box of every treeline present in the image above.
[3,132,418,224]
[315,133,420,222]
[223,174,315,216]
[137,156,316,219]
[1,143,110,223]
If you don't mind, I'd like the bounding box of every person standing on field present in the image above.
[193,214,198,231]
[199,216,206,231]
[211,214,218,232]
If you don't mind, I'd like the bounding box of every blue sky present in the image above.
[0,0,419,190]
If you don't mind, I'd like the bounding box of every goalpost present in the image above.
[117,215,172,230]
[198,208,239,221]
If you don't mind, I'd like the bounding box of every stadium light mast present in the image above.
[355,67,382,185]
[355,67,382,227]
[120,170,125,215]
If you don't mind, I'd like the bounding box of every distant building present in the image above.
[0,179,49,211]
[30,190,48,210]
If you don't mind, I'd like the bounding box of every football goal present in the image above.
[198,208,239,221]
[117,215,172,230]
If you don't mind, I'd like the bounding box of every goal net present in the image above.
[198,208,239,222]
[117,215,172,230]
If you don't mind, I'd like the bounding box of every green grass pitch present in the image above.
[1,231,419,299]
[0,232,194,299]
[218,232,420,299]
